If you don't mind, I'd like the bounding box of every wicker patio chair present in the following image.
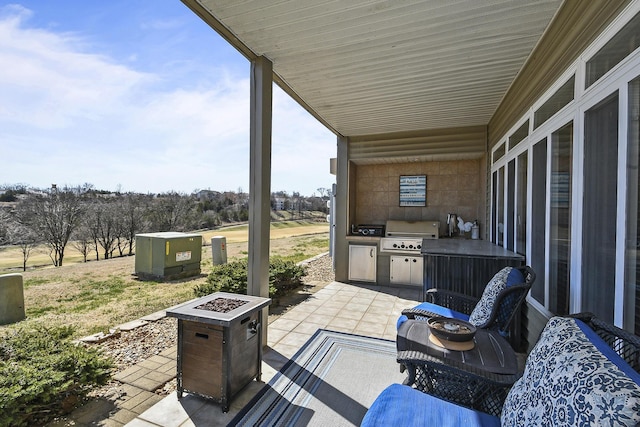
[395,312,640,418]
[398,265,535,337]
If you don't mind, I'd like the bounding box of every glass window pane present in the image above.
[626,77,640,335]
[531,139,547,305]
[534,76,575,129]
[507,160,515,251]
[493,143,506,163]
[516,152,528,256]
[509,120,529,150]
[497,167,505,246]
[582,93,618,324]
[586,11,640,88]
[492,171,498,244]
[549,123,573,316]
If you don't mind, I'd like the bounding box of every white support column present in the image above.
[248,56,272,342]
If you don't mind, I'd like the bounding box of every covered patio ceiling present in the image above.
[182,0,563,138]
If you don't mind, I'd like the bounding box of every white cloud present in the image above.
[0,5,335,195]
[0,9,152,129]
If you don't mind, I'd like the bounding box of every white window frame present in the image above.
[490,1,640,328]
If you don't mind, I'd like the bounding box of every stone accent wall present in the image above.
[353,158,484,233]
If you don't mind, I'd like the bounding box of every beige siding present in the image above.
[348,125,486,163]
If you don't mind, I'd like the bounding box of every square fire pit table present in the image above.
[166,292,271,412]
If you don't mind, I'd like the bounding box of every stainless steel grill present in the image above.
[380,220,440,254]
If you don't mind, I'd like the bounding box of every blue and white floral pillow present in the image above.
[467,267,512,327]
[501,317,640,426]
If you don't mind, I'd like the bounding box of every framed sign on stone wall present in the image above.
[399,175,426,207]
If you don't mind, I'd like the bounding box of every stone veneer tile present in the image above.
[421,207,440,219]
[439,160,459,174]
[354,158,482,225]
[423,162,440,174]
[388,206,404,219]
[371,190,388,206]
[404,208,422,221]
[358,164,376,177]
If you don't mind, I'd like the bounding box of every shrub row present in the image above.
[194,256,307,298]
[0,324,113,427]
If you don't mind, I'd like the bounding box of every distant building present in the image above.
[196,190,219,201]
[273,197,286,210]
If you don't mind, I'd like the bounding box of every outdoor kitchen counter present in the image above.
[420,238,525,260]
[345,235,381,243]
[419,239,526,350]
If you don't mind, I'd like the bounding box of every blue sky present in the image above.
[0,1,336,196]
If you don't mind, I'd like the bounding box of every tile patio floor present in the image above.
[122,281,422,427]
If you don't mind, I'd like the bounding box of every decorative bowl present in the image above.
[427,317,476,342]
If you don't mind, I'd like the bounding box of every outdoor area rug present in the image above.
[229,329,406,426]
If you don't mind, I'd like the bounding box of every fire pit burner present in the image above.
[195,297,248,313]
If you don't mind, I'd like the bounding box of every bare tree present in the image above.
[71,223,94,262]
[118,193,149,255]
[0,209,11,245]
[84,199,118,260]
[6,218,39,271]
[15,187,84,267]
[316,187,330,199]
[147,192,198,231]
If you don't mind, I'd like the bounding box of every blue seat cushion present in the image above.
[396,301,470,329]
[361,384,500,427]
[505,267,524,287]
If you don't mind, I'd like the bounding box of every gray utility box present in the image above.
[0,273,26,325]
[211,236,228,265]
[135,232,202,280]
